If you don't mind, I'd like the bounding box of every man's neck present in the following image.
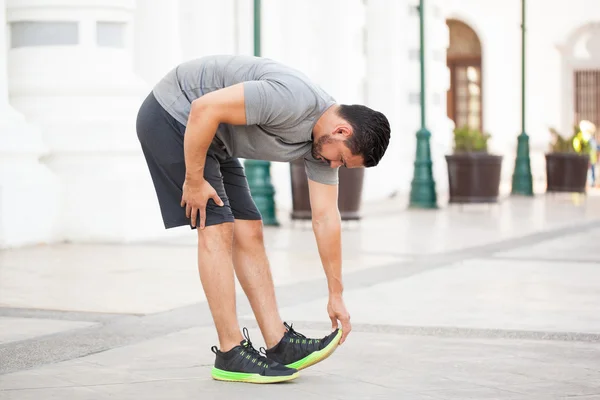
[313,104,340,141]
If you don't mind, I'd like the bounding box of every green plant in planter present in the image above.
[546,125,593,194]
[446,125,502,203]
[549,125,591,155]
[452,126,491,153]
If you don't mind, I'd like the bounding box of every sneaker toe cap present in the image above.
[320,329,340,348]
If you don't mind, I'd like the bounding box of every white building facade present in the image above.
[443,0,600,184]
[1,0,599,248]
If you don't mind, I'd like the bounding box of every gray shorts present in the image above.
[135,91,262,229]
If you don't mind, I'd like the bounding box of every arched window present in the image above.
[446,19,483,132]
[560,23,600,134]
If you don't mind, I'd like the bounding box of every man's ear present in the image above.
[335,123,353,138]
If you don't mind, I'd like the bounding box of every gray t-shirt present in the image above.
[152,54,339,185]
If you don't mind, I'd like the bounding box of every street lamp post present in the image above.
[244,0,279,225]
[511,0,534,196]
[409,0,438,209]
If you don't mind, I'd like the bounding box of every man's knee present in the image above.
[197,222,235,254]
[233,220,264,250]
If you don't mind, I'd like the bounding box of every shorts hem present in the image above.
[231,215,263,221]
[163,216,236,230]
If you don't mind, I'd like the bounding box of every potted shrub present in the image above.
[545,126,590,193]
[290,159,364,220]
[445,126,503,203]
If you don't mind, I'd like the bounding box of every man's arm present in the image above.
[308,179,343,294]
[181,83,247,228]
[184,83,247,183]
[308,178,352,344]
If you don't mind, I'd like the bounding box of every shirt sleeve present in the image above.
[304,155,339,185]
[243,78,317,128]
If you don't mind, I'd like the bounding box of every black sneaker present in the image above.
[264,322,342,370]
[210,327,299,383]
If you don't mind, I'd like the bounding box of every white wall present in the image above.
[363,0,451,203]
[527,0,600,141]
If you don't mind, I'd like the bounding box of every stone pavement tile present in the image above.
[0,327,213,391]
[274,258,600,333]
[0,243,402,315]
[499,381,600,398]
[3,326,600,399]
[304,332,600,395]
[60,327,216,377]
[0,386,102,400]
[438,357,599,391]
[278,372,415,399]
[90,378,358,400]
[494,227,600,262]
[328,195,600,257]
[0,369,74,391]
[487,341,600,383]
[421,386,530,399]
[151,194,600,257]
[0,244,201,314]
[0,317,96,344]
[0,361,152,390]
[266,248,405,284]
[2,195,599,317]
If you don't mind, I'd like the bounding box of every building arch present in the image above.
[446,19,483,132]
[559,22,600,135]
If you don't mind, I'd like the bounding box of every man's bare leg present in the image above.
[197,222,243,351]
[232,219,286,348]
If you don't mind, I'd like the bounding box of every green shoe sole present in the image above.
[285,329,342,370]
[211,368,299,384]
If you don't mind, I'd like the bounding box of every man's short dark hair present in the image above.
[337,104,391,167]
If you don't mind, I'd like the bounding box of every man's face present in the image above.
[311,133,364,169]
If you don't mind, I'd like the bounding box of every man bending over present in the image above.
[136,55,391,383]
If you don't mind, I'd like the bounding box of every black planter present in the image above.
[445,152,503,203]
[290,158,364,220]
[545,152,589,193]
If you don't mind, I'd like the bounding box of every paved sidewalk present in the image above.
[2,193,600,399]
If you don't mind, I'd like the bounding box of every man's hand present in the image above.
[180,178,224,229]
[327,294,351,344]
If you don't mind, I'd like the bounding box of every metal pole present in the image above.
[253,0,261,56]
[511,0,534,196]
[521,0,525,135]
[409,0,438,209]
[244,0,280,225]
[420,0,426,130]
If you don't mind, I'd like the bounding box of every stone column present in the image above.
[179,0,238,59]
[0,0,60,248]
[361,0,410,201]
[133,0,183,85]
[6,0,168,242]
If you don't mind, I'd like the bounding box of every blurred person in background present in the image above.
[592,131,600,188]
[577,120,598,188]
